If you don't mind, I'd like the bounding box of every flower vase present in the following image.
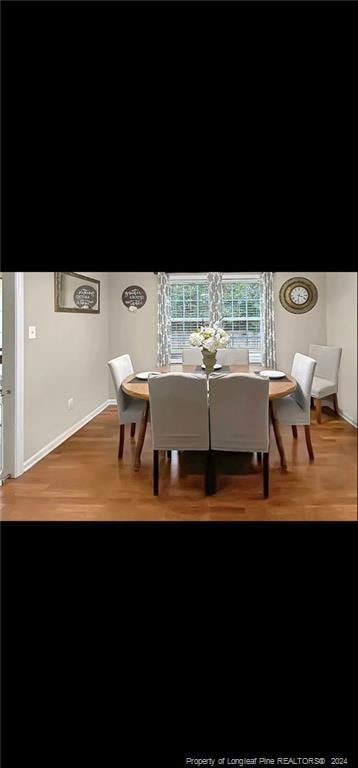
[202,349,217,376]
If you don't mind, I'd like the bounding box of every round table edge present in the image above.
[122,371,297,401]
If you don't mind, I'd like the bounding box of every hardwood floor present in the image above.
[0,405,357,521]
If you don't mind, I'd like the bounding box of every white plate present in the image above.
[259,370,286,379]
[201,363,222,370]
[136,371,160,381]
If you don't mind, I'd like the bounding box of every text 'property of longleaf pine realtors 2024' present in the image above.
[185,758,339,767]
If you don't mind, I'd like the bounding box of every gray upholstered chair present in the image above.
[182,348,204,365]
[308,344,342,424]
[107,354,147,459]
[209,373,270,497]
[273,353,316,460]
[148,373,210,496]
[220,348,249,365]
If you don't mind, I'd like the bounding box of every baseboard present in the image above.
[23,400,114,474]
[320,399,357,429]
[338,409,357,429]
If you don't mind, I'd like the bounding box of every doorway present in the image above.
[0,274,3,481]
[0,272,24,483]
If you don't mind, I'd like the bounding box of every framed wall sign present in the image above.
[122,285,147,312]
[54,272,100,313]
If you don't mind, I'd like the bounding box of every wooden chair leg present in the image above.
[311,397,315,409]
[263,452,269,498]
[257,452,262,465]
[130,423,136,438]
[269,401,287,471]
[211,452,216,495]
[292,425,298,439]
[134,402,150,471]
[304,425,314,461]
[332,393,339,415]
[205,450,216,495]
[118,424,125,458]
[315,399,322,424]
[153,450,159,495]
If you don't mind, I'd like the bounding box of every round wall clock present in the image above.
[279,277,318,314]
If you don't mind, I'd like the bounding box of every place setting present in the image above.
[255,369,290,380]
[130,371,161,382]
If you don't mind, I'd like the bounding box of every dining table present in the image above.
[122,364,297,472]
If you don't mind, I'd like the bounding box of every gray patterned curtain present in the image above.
[261,272,277,368]
[208,272,223,325]
[157,272,171,366]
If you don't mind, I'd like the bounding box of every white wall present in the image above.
[108,272,157,398]
[0,275,3,353]
[275,272,327,371]
[24,272,110,461]
[0,276,2,382]
[326,272,357,426]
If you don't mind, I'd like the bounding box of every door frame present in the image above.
[1,272,24,480]
[14,272,25,477]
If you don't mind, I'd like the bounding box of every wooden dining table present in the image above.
[122,364,297,472]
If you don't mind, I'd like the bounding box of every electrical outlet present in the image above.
[68,398,74,410]
[28,326,37,339]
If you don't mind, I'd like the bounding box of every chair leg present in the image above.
[205,450,216,495]
[153,450,159,495]
[332,393,339,415]
[304,425,314,461]
[292,425,298,439]
[269,401,287,471]
[315,399,322,424]
[263,452,269,498]
[130,423,136,438]
[167,450,172,460]
[118,424,125,458]
[311,397,315,409]
[257,452,262,465]
[134,402,150,471]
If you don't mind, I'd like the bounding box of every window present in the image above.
[169,275,209,362]
[168,273,263,363]
[222,275,262,362]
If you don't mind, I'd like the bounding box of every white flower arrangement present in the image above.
[189,321,230,353]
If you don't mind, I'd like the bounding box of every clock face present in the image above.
[290,286,309,305]
[279,278,318,314]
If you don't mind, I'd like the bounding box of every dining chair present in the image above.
[148,373,210,496]
[308,344,342,424]
[182,348,203,365]
[220,348,249,365]
[209,373,270,497]
[107,354,147,459]
[273,353,317,460]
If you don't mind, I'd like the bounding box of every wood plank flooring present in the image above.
[0,405,357,521]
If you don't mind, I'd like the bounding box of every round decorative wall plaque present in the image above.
[279,277,318,314]
[73,284,98,309]
[122,285,147,311]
